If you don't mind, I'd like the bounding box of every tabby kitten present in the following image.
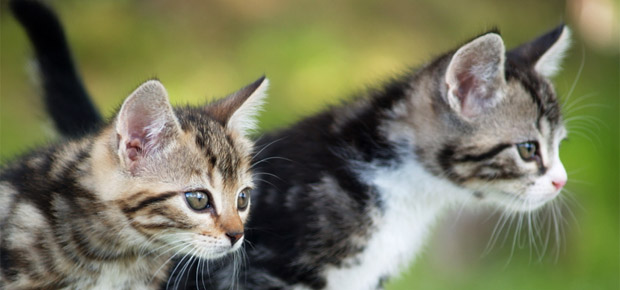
[0,76,268,289]
[11,2,571,289]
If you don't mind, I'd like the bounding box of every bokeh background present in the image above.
[1,0,618,289]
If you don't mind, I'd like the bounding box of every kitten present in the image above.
[1,47,268,290]
[10,2,572,289]
[190,25,570,290]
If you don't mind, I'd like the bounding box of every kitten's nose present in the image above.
[226,231,244,246]
[552,179,566,191]
[549,161,567,191]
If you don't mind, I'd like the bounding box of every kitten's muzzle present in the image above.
[226,231,244,246]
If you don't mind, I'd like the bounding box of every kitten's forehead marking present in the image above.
[505,60,562,132]
[176,108,251,189]
[195,125,243,180]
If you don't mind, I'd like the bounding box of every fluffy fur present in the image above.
[191,25,571,290]
[0,77,267,289]
[9,1,571,289]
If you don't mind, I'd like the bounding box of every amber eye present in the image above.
[237,188,251,211]
[185,191,210,210]
[516,142,538,161]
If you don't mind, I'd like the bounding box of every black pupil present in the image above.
[185,191,209,210]
[517,142,537,160]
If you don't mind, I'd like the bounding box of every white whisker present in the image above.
[561,46,585,108]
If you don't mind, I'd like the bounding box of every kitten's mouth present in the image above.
[180,240,243,260]
[178,247,230,260]
[203,251,230,260]
[492,190,558,212]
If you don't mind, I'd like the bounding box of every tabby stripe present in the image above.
[437,143,514,184]
[121,191,178,214]
[34,233,60,280]
[453,143,512,163]
[470,163,524,180]
[0,246,18,280]
[70,229,121,261]
[475,172,524,180]
[52,226,86,269]
[148,207,192,228]
[138,222,192,230]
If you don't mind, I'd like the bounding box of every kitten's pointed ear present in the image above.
[508,24,571,78]
[445,33,506,119]
[116,80,180,174]
[205,76,269,136]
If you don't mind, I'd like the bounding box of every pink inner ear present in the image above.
[127,138,142,161]
[121,106,161,158]
[456,72,476,102]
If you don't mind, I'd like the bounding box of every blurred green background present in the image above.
[1,0,618,289]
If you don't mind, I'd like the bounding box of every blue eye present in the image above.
[516,142,538,161]
[185,191,210,210]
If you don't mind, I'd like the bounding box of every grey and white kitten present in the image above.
[0,75,268,289]
[200,25,570,290]
[9,1,571,289]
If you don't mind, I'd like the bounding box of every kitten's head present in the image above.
[410,25,570,212]
[95,77,267,259]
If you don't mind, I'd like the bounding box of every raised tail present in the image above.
[10,0,102,137]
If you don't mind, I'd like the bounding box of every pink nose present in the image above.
[552,179,566,190]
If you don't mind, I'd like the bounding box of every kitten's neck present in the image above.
[323,152,470,289]
[363,152,467,207]
[316,85,473,289]
[250,68,469,289]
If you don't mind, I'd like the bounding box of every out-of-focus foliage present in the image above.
[1,0,618,289]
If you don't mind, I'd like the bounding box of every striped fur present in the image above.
[0,78,267,289]
[193,25,571,289]
[10,3,571,288]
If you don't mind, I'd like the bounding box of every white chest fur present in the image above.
[318,158,469,290]
[92,266,148,290]
[67,259,166,290]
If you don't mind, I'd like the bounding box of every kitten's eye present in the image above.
[185,191,210,211]
[237,188,251,211]
[516,142,538,161]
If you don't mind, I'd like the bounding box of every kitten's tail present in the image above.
[10,0,102,137]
